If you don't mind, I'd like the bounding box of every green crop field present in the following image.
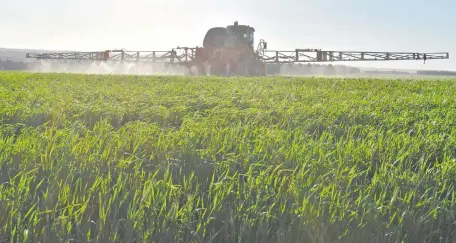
[1,72,456,242]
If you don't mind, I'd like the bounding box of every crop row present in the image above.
[1,72,456,242]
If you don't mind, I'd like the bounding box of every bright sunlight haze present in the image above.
[1,0,454,71]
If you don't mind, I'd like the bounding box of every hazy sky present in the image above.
[1,0,455,70]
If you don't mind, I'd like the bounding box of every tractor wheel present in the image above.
[196,63,206,76]
[252,60,266,76]
[210,60,226,76]
[233,61,248,76]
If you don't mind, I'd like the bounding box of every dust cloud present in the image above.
[22,61,452,80]
[25,60,197,76]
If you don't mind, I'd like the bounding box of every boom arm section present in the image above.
[26,48,199,64]
[26,48,449,64]
[257,49,449,63]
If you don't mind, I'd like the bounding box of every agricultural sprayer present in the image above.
[25,21,450,76]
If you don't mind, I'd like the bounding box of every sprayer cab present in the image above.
[202,21,255,50]
[226,21,255,50]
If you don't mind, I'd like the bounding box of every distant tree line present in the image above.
[363,70,411,75]
[0,60,28,70]
[265,63,361,75]
[416,70,456,76]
